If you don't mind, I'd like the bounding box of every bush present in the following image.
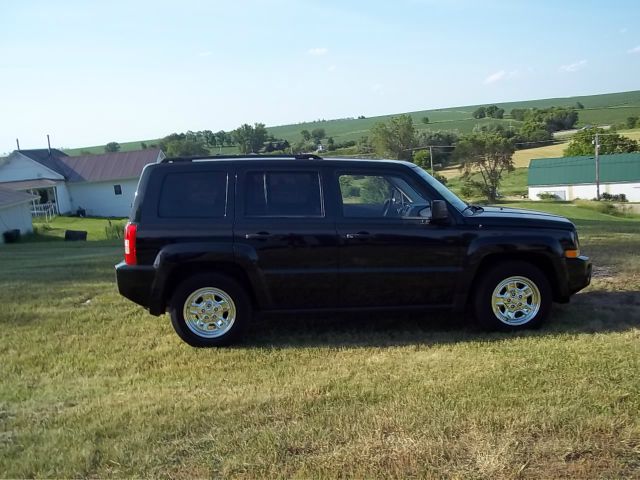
[537,192,560,200]
[601,192,628,202]
[433,173,448,186]
[596,202,619,216]
[105,220,126,240]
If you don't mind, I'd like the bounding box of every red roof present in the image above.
[60,149,163,183]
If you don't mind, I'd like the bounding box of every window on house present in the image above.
[114,185,122,195]
[245,171,323,217]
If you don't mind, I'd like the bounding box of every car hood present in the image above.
[465,206,575,230]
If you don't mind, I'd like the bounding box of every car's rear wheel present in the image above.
[474,261,552,331]
[169,274,251,347]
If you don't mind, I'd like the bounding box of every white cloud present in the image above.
[484,70,506,84]
[370,83,384,94]
[327,64,337,72]
[628,45,640,54]
[483,69,521,85]
[560,59,587,72]
[308,47,328,56]
[198,51,212,57]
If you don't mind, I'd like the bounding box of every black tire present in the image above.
[474,261,552,331]
[169,273,251,347]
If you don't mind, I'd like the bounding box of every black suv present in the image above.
[115,154,592,347]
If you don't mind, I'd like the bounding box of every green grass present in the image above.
[63,90,640,156]
[1,208,639,477]
[446,167,529,198]
[31,216,127,241]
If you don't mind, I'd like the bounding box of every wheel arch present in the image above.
[456,251,565,311]
[153,261,258,315]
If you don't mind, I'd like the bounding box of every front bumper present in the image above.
[115,261,156,310]
[566,255,592,295]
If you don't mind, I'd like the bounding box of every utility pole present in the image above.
[594,132,600,200]
[429,146,434,175]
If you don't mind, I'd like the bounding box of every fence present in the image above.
[31,203,57,221]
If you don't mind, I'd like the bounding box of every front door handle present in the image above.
[345,232,371,240]
[245,231,273,240]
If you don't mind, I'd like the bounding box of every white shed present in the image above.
[528,153,640,202]
[0,187,37,244]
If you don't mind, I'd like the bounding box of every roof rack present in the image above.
[160,153,323,163]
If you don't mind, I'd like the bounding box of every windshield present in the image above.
[411,166,467,212]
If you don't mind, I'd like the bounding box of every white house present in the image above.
[0,187,37,244]
[528,153,640,202]
[0,148,164,217]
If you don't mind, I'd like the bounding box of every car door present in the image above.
[233,166,339,309]
[334,167,465,307]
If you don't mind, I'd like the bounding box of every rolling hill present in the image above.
[63,90,640,155]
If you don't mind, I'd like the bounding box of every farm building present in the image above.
[0,187,37,244]
[0,148,164,217]
[528,153,640,202]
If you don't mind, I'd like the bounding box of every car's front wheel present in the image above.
[474,261,552,331]
[169,274,251,347]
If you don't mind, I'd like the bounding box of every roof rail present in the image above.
[160,153,323,163]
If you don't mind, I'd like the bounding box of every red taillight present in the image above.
[124,222,137,265]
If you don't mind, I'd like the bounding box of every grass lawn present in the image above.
[1,206,639,478]
[32,216,126,242]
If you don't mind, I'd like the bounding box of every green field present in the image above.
[1,208,639,478]
[63,90,640,156]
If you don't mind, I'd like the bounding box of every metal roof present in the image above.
[0,187,38,208]
[16,149,72,177]
[14,148,162,183]
[0,179,61,190]
[528,153,640,186]
[61,149,162,183]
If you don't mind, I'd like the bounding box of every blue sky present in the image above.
[1,0,639,153]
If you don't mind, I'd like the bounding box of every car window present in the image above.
[158,171,227,218]
[339,173,429,218]
[245,171,323,217]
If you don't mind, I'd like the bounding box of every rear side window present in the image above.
[158,171,227,218]
[245,171,323,217]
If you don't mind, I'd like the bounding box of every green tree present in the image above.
[517,121,553,144]
[233,123,268,154]
[360,176,391,204]
[421,116,430,124]
[472,107,486,119]
[485,105,499,118]
[454,132,515,201]
[370,115,417,160]
[140,142,148,150]
[165,138,209,157]
[300,129,311,141]
[327,137,335,151]
[311,128,326,142]
[626,116,639,129]
[510,108,527,121]
[564,128,639,156]
[575,101,585,109]
[412,149,430,169]
[215,130,229,148]
[104,142,120,153]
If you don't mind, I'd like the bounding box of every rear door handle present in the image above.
[245,232,273,240]
[345,232,371,240]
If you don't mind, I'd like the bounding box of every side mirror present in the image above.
[431,200,449,222]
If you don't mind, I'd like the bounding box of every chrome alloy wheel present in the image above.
[491,276,541,326]
[183,287,237,338]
